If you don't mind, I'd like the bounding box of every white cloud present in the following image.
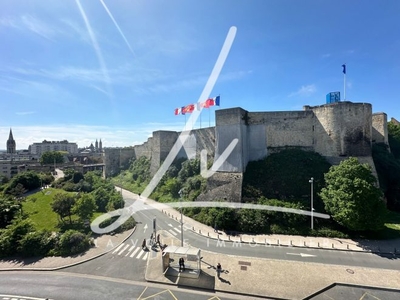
[0,122,185,150]
[15,111,36,116]
[288,84,317,98]
[321,53,331,58]
[0,15,58,40]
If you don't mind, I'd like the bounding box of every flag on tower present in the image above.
[342,64,346,74]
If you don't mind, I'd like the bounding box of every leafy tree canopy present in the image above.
[388,122,400,159]
[40,151,65,165]
[3,171,40,195]
[319,157,386,231]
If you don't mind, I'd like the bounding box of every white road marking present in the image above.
[286,253,317,258]
[112,243,125,254]
[125,245,134,256]
[118,244,130,255]
[130,247,140,258]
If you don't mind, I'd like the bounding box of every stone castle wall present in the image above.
[104,101,389,202]
[372,113,388,144]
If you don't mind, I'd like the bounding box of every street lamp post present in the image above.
[178,189,184,246]
[309,177,314,230]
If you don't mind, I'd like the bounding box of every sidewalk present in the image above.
[151,197,400,254]
[145,232,400,300]
[1,191,400,299]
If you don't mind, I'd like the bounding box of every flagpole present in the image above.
[342,64,346,101]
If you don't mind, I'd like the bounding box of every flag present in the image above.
[182,104,195,114]
[342,64,346,74]
[174,107,182,115]
[196,101,208,110]
[214,95,220,106]
[204,95,221,107]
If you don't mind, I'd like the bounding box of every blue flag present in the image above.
[342,64,346,74]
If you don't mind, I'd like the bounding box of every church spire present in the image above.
[7,128,16,154]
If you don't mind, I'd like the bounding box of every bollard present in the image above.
[208,232,209,237]
[228,235,230,241]
[317,242,320,247]
[199,229,201,234]
[252,237,255,243]
[332,243,334,248]
[304,241,306,247]
[347,245,349,250]
[192,226,195,231]
[277,239,280,246]
[290,240,292,246]
[240,236,242,242]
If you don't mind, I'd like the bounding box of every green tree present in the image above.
[3,171,40,194]
[40,151,64,164]
[57,230,91,256]
[73,193,97,222]
[51,193,76,224]
[372,143,400,211]
[388,121,400,159]
[319,157,386,231]
[93,187,110,212]
[0,196,19,228]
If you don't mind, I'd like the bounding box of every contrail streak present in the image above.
[75,0,112,94]
[99,0,136,57]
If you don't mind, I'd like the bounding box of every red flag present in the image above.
[174,107,182,115]
[182,104,195,114]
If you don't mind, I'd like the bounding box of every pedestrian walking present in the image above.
[179,257,183,272]
[142,238,146,249]
[216,263,222,278]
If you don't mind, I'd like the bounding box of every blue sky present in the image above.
[1,0,399,150]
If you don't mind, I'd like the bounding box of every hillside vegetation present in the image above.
[109,122,400,239]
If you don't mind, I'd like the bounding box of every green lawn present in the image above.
[23,188,60,231]
[23,188,117,233]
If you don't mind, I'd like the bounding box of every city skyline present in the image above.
[1,1,400,149]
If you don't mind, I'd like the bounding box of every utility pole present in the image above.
[309,177,314,230]
[178,189,184,247]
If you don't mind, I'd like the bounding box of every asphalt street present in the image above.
[0,272,260,300]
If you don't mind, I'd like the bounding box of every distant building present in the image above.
[29,140,78,155]
[6,128,16,154]
[80,138,103,154]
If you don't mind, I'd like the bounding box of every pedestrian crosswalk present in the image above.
[167,226,182,236]
[110,225,185,260]
[111,243,149,260]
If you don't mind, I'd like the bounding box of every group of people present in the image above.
[142,233,162,250]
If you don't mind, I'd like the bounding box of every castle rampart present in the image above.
[104,101,389,202]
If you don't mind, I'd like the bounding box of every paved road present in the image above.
[136,199,400,271]
[64,193,400,283]
[0,272,259,300]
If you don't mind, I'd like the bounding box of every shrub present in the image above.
[18,230,56,257]
[57,230,92,256]
[99,216,136,234]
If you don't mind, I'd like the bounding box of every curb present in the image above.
[161,209,400,255]
[0,226,136,272]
